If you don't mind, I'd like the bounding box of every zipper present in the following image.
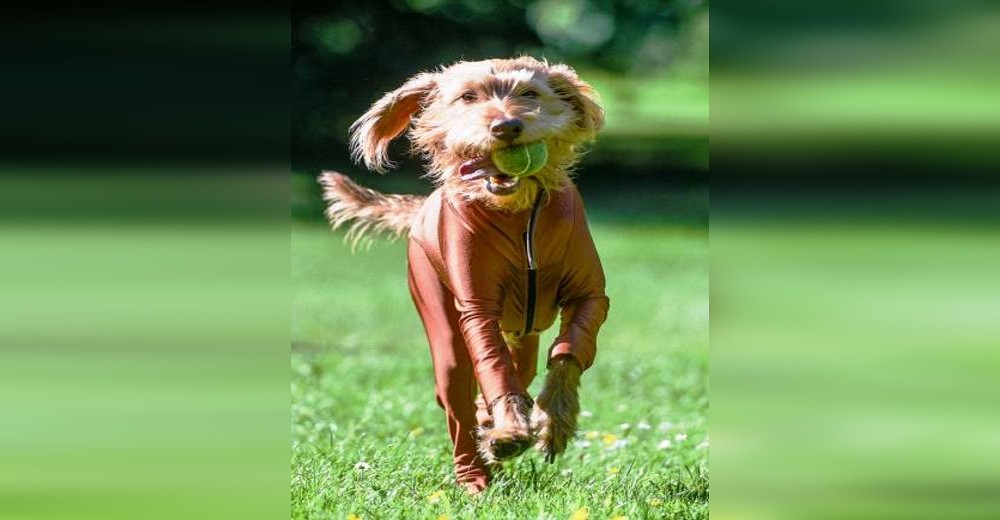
[522,189,546,335]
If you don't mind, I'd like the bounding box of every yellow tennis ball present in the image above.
[491,141,548,177]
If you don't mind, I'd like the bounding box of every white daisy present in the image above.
[657,439,672,450]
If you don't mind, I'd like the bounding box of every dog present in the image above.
[319,57,609,494]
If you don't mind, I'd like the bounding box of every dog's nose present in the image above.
[490,118,524,141]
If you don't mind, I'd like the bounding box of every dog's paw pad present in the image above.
[477,425,534,464]
[491,437,532,460]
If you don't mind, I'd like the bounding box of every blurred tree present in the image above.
[293,0,707,167]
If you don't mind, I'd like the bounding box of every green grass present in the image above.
[291,220,708,519]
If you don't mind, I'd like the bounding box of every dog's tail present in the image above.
[318,171,425,248]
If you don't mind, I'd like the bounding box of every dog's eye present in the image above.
[459,90,478,103]
[521,89,539,99]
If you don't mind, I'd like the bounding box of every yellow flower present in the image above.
[346,515,361,520]
[607,466,620,475]
[410,427,424,437]
[437,516,449,520]
[610,516,629,520]
[647,498,663,507]
[569,507,590,520]
[585,430,599,440]
[602,433,618,446]
[426,490,444,504]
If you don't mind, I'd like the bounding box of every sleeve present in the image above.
[439,206,525,405]
[549,191,610,371]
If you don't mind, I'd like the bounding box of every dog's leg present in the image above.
[474,334,540,428]
[407,243,491,493]
[531,355,582,463]
[477,393,535,464]
[475,334,540,464]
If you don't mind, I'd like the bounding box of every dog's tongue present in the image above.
[459,157,493,181]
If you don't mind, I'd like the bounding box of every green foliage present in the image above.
[293,1,710,172]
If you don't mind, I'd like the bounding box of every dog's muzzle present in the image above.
[459,157,521,196]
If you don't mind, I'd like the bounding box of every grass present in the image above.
[291,213,708,519]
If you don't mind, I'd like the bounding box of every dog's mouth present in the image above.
[459,157,521,196]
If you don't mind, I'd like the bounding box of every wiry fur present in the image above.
[349,73,437,173]
[340,56,604,222]
[531,356,582,463]
[318,172,425,249]
[476,393,535,465]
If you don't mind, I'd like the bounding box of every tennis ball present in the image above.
[491,141,548,177]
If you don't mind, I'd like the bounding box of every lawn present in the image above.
[291,212,708,519]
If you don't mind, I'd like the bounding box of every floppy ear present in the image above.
[349,72,437,172]
[546,64,605,140]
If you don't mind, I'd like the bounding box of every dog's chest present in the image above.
[412,187,580,336]
[488,194,576,336]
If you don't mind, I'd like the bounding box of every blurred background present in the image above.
[0,12,290,520]
[292,0,709,224]
[711,2,1000,519]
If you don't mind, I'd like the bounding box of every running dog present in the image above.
[319,57,609,494]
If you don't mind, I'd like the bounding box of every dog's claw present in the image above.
[532,406,570,463]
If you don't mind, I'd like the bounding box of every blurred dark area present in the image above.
[0,13,289,166]
[0,13,289,225]
[292,0,710,225]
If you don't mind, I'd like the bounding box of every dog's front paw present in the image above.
[477,393,534,464]
[532,356,581,463]
[530,405,564,464]
[531,393,578,463]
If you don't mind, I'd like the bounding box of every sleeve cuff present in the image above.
[548,342,590,371]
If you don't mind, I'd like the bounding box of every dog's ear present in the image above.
[546,65,604,141]
[350,72,437,173]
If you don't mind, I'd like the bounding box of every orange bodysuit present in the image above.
[406,182,609,489]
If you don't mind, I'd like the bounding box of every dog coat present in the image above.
[408,182,609,406]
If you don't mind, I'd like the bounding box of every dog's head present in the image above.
[350,57,604,210]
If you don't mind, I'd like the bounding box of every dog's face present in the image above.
[350,57,603,211]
